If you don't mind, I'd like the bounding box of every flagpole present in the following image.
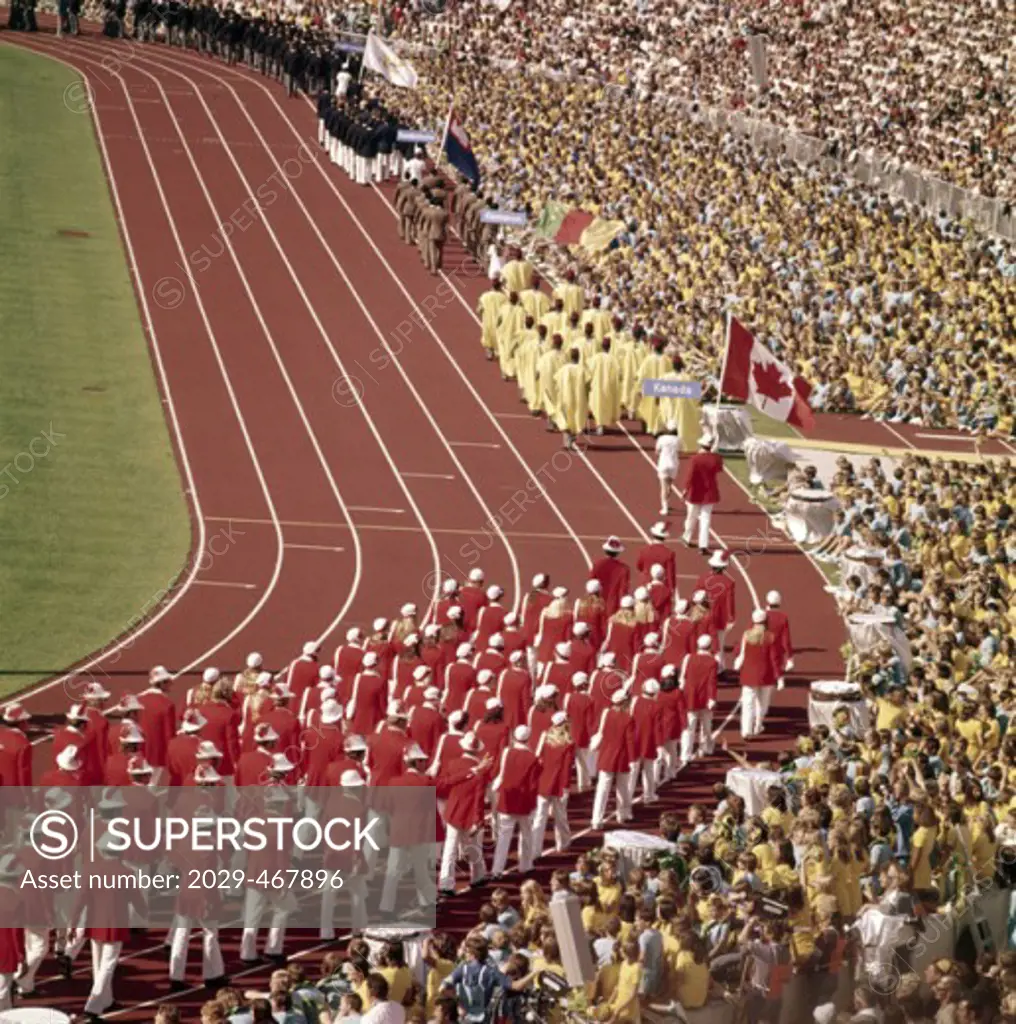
[358,31,369,82]
[439,100,453,160]
[714,311,733,428]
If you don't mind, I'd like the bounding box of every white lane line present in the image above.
[449,441,502,449]
[402,471,457,480]
[347,505,406,515]
[879,420,917,449]
[15,40,294,698]
[495,412,535,420]
[192,579,258,590]
[127,46,522,613]
[284,543,345,552]
[914,432,975,442]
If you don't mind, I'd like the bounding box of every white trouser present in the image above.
[169,919,223,981]
[380,843,437,913]
[637,757,658,802]
[741,686,772,738]
[492,812,534,877]
[320,875,367,938]
[364,810,385,877]
[439,825,486,891]
[575,747,593,790]
[526,645,538,678]
[683,502,714,550]
[716,628,728,670]
[532,795,570,856]
[681,710,713,762]
[389,151,403,178]
[240,889,288,959]
[317,118,325,145]
[84,940,121,1015]
[592,770,632,829]
[0,974,12,1011]
[17,928,49,993]
[658,739,679,780]
[373,155,384,181]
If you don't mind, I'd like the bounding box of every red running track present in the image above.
[2,27,846,1020]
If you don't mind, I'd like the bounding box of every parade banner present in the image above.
[534,200,569,238]
[578,216,625,252]
[1,787,438,929]
[480,209,529,227]
[555,208,595,246]
[397,129,437,144]
[641,379,703,399]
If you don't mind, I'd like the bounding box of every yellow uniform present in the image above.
[587,349,622,429]
[636,352,670,434]
[478,289,506,354]
[536,347,567,421]
[555,362,590,435]
[496,302,527,376]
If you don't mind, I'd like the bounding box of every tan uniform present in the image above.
[425,204,449,273]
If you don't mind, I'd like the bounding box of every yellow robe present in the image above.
[540,309,568,338]
[553,281,584,317]
[587,350,621,429]
[555,362,589,434]
[496,303,527,378]
[581,307,612,342]
[657,370,701,451]
[536,347,567,420]
[501,258,533,295]
[521,288,551,323]
[478,290,506,353]
[616,339,644,415]
[516,331,542,409]
[636,353,671,434]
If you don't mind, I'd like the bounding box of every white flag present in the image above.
[363,30,419,89]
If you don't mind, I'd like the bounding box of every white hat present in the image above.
[442,579,458,595]
[403,633,420,648]
[709,551,728,569]
[56,745,81,771]
[585,579,601,595]
[456,643,473,659]
[551,711,568,726]
[643,680,660,695]
[650,563,665,581]
[401,603,417,617]
[254,722,279,744]
[340,769,366,787]
[319,665,335,682]
[661,664,677,679]
[513,725,531,743]
[2,703,30,723]
[344,734,368,752]
[489,634,504,650]
[752,609,768,625]
[486,585,503,601]
[573,622,590,637]
[373,617,388,632]
[634,586,648,602]
[650,522,668,539]
[697,634,713,651]
[460,731,481,753]
[256,671,274,689]
[96,831,122,857]
[181,709,206,733]
[610,690,628,705]
[555,641,572,659]
[572,671,589,688]
[509,650,525,664]
[424,686,441,701]
[319,685,336,703]
[387,699,408,719]
[534,685,554,702]
[150,665,171,684]
[405,743,427,762]
[194,764,222,785]
[119,721,144,745]
[413,665,431,682]
[485,697,503,711]
[196,740,221,760]
[692,589,707,604]
[302,641,320,657]
[270,753,295,773]
[424,624,440,639]
[644,632,660,648]
[448,605,463,620]
[552,585,568,599]
[620,595,635,609]
[698,433,715,449]
[361,652,379,669]
[83,682,111,701]
[202,668,220,685]
[675,598,690,615]
[766,590,782,606]
[504,611,518,627]
[532,573,549,588]
[599,652,616,667]
[321,700,344,725]
[468,568,485,583]
[603,536,624,554]
[246,652,263,669]
[44,787,73,810]
[449,710,467,729]
[345,627,363,643]
[127,755,153,776]
[477,669,494,686]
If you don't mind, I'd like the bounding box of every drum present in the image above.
[839,546,885,586]
[848,612,912,671]
[364,926,432,984]
[724,768,784,817]
[784,488,839,545]
[808,680,871,734]
[702,404,753,452]
[602,830,676,882]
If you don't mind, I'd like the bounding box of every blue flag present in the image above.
[443,109,481,187]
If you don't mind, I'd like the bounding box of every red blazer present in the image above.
[476,720,509,763]
[590,669,625,719]
[563,691,593,748]
[83,708,110,770]
[474,649,507,678]
[0,726,31,787]
[657,685,687,739]
[138,688,177,769]
[603,618,637,670]
[198,700,241,776]
[52,724,101,785]
[569,638,597,678]
[364,635,394,681]
[527,705,555,750]
[347,671,386,736]
[457,586,489,634]
[497,667,532,731]
[647,580,673,621]
[630,696,661,759]
[501,628,527,661]
[104,751,133,787]
[573,597,607,650]
[632,650,666,689]
[443,661,477,713]
[738,632,781,688]
[369,725,411,786]
[333,642,365,680]
[535,737,575,798]
[767,609,793,670]
[287,656,320,702]
[697,571,736,631]
[301,723,345,787]
[540,661,573,700]
[442,754,491,831]
[521,589,553,645]
[589,557,632,617]
[0,920,25,974]
[494,745,541,815]
[636,542,677,592]
[166,733,201,786]
[680,653,719,711]
[593,707,635,774]
[474,603,507,651]
[535,612,572,666]
[465,688,496,728]
[235,748,273,787]
[683,451,723,505]
[408,704,444,758]
[428,732,464,776]
[664,617,697,665]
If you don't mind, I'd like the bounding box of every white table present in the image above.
[809,680,871,734]
[365,927,433,984]
[603,830,676,881]
[784,488,839,545]
[724,768,785,817]
[702,404,753,452]
[744,437,797,485]
[839,546,885,586]
[848,612,912,672]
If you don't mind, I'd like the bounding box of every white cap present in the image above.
[256,671,274,689]
[572,671,589,688]
[692,589,707,604]
[413,665,431,682]
[469,568,485,583]
[341,769,366,787]
[697,634,713,651]
[119,721,144,745]
[644,632,660,648]
[2,703,30,724]
[551,711,568,726]
[362,652,379,669]
[552,585,568,599]
[698,433,715,449]
[460,731,481,752]
[620,595,635,609]
[83,682,111,701]
[247,652,264,669]
[634,586,648,601]
[345,627,363,643]
[118,693,143,713]
[127,755,153,776]
[387,699,408,719]
[675,598,690,615]
[573,622,590,637]
[344,734,368,752]
[403,633,420,648]
[271,753,295,773]
[509,650,524,664]
[456,643,473,659]
[586,579,601,595]
[611,690,628,705]
[405,743,427,762]
[196,740,221,760]
[661,664,677,679]
[202,668,220,685]
[485,697,503,711]
[181,709,206,733]
[442,579,458,595]
[401,602,417,617]
[373,617,388,632]
[96,831,122,857]
[709,551,728,569]
[532,573,549,588]
[150,665,171,684]
[486,585,503,601]
[449,710,467,729]
[448,605,463,620]
[650,522,668,539]
[752,609,768,624]
[424,624,441,639]
[603,536,624,554]
[254,722,279,744]
[513,725,531,743]
[302,641,320,657]
[321,700,344,725]
[424,686,441,701]
[643,680,660,695]
[504,611,518,627]
[477,669,494,686]
[56,745,81,771]
[650,564,665,581]
[599,652,616,667]
[319,665,335,682]
[319,686,336,703]
[534,685,555,701]
[489,633,505,649]
[766,590,782,606]
[555,641,572,659]
[195,764,222,786]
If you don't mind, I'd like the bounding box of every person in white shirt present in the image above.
[654,420,681,515]
[361,974,406,1024]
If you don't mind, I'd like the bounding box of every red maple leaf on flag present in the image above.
[751,359,793,404]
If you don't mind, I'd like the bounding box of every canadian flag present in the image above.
[719,317,815,431]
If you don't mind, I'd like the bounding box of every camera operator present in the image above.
[442,937,536,1024]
